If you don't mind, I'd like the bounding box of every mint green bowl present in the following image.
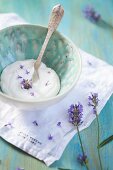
[0,24,81,110]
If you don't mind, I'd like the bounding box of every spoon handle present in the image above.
[34,4,64,70]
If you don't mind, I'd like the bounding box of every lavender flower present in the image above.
[57,122,61,127]
[88,93,99,106]
[4,123,13,128]
[17,75,22,79]
[20,79,32,90]
[19,65,24,69]
[4,123,11,126]
[88,93,103,170]
[45,81,49,86]
[83,5,101,22]
[88,93,99,114]
[77,154,87,165]
[48,134,53,140]
[68,103,83,126]
[25,69,30,75]
[30,92,34,96]
[16,168,24,170]
[32,120,38,126]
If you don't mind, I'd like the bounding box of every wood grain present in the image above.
[0,0,113,170]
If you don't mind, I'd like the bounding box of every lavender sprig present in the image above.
[68,103,83,126]
[83,5,101,23]
[88,93,103,170]
[68,103,89,169]
[88,93,99,114]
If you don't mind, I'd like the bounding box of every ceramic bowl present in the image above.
[0,24,81,110]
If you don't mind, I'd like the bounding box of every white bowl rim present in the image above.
[0,24,82,104]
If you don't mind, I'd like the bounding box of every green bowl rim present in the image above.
[0,24,82,103]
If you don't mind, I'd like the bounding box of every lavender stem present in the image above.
[95,111,103,170]
[77,125,89,170]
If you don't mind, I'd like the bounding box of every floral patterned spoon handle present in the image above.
[33,4,64,82]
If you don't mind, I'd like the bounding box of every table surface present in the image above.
[0,0,113,170]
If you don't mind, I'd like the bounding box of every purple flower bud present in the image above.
[25,70,30,75]
[4,123,13,128]
[57,122,61,127]
[17,75,22,79]
[48,134,53,140]
[45,81,49,86]
[77,154,87,165]
[19,65,24,69]
[32,120,38,126]
[30,92,34,96]
[83,5,101,22]
[93,107,97,114]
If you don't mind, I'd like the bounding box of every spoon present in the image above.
[33,4,64,82]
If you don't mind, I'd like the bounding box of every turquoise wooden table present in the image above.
[0,0,113,170]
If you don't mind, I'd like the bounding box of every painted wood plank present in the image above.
[0,0,113,170]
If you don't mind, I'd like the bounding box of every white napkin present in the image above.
[0,13,113,166]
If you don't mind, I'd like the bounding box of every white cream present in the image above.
[1,59,60,100]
